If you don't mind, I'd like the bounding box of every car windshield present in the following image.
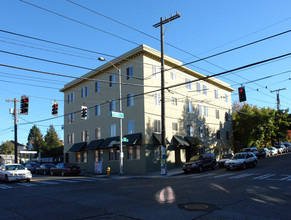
[5,165,25,171]
[189,155,201,161]
[233,154,246,159]
[222,154,232,159]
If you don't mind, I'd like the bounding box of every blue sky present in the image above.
[1,0,291,145]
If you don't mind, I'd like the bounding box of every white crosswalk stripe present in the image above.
[212,173,235,178]
[253,174,276,180]
[37,181,60,185]
[191,173,216,178]
[74,178,96,182]
[279,175,291,181]
[17,183,37,187]
[0,184,12,189]
[54,179,80,183]
[91,177,110,181]
[229,173,254,179]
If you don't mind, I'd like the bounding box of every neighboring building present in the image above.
[60,44,234,174]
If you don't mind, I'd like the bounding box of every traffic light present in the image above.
[81,106,87,120]
[20,96,29,115]
[52,102,58,116]
[238,86,246,102]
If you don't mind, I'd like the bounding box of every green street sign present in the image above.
[110,111,124,119]
[122,138,129,142]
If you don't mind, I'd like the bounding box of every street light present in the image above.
[98,57,124,175]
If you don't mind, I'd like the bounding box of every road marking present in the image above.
[191,173,216,178]
[37,181,60,185]
[279,175,291,181]
[253,174,276,180]
[91,177,110,181]
[54,179,79,183]
[212,173,235,178]
[74,178,96,182]
[229,173,254,179]
[17,183,37,187]
[0,184,12,189]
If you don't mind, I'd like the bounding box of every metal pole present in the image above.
[118,68,124,175]
[14,98,18,163]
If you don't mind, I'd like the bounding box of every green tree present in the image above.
[43,125,62,158]
[0,141,15,155]
[27,125,44,154]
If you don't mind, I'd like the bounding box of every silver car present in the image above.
[0,164,32,183]
[225,152,257,170]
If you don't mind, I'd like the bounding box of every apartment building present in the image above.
[60,44,234,174]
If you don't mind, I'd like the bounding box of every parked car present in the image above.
[35,163,55,175]
[50,163,81,176]
[258,148,270,158]
[182,153,216,174]
[282,142,291,152]
[268,147,278,156]
[224,152,257,170]
[24,162,40,173]
[218,154,233,168]
[0,163,32,183]
[242,147,259,157]
[274,144,286,154]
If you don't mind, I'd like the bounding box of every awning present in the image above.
[86,139,104,150]
[153,133,170,145]
[119,133,142,146]
[99,136,120,148]
[172,135,190,147]
[68,142,87,152]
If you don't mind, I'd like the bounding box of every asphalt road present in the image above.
[0,153,291,220]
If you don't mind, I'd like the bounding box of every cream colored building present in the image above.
[60,44,234,174]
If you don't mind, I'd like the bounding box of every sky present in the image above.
[0,0,291,145]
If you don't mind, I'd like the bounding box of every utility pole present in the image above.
[270,88,286,110]
[153,12,180,175]
[6,98,20,163]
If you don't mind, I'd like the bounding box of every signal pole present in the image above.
[153,12,180,175]
[270,88,286,110]
[6,98,20,163]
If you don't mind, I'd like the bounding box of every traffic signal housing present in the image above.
[52,102,58,116]
[81,106,87,120]
[20,96,29,115]
[238,86,246,102]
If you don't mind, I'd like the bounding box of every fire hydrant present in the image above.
[107,167,111,176]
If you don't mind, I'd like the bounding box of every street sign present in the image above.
[122,138,129,142]
[110,111,124,119]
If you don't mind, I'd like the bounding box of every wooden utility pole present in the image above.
[270,88,286,110]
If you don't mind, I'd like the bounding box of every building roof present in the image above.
[60,44,234,93]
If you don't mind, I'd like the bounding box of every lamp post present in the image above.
[98,57,123,175]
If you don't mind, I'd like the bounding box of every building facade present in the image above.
[60,44,234,174]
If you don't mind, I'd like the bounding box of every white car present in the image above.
[0,164,32,183]
[268,147,278,156]
[274,145,286,154]
[224,152,257,170]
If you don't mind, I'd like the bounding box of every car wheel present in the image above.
[5,175,9,183]
[253,161,257,167]
[242,163,246,170]
[26,179,30,182]
[44,171,47,175]
[198,165,203,173]
[61,171,65,176]
[50,171,54,176]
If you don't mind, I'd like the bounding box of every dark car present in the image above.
[35,163,55,175]
[182,153,216,174]
[50,163,81,176]
[24,162,40,173]
[218,154,233,168]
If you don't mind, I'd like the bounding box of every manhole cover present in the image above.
[184,203,209,211]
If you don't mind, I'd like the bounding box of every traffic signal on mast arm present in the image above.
[238,86,247,102]
[20,96,29,115]
[52,102,59,116]
[81,106,87,120]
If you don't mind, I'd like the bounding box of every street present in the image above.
[1,153,291,220]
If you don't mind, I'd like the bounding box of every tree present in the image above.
[0,141,15,155]
[43,125,62,158]
[27,125,44,154]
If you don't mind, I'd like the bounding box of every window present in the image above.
[198,105,202,116]
[68,113,75,124]
[82,151,87,163]
[95,127,101,139]
[198,127,203,138]
[187,101,193,113]
[94,150,99,162]
[95,81,101,93]
[154,119,161,133]
[127,147,133,160]
[109,75,116,87]
[76,152,81,163]
[203,106,208,117]
[95,149,103,162]
[127,94,134,107]
[127,66,133,80]
[109,148,115,161]
[81,130,89,142]
[68,92,74,104]
[171,72,176,81]
[216,110,220,119]
[128,120,134,134]
[81,87,89,98]
[196,82,201,93]
[225,94,228,103]
[154,93,160,106]
[153,65,160,78]
[203,85,207,95]
[216,130,221,139]
[171,97,177,106]
[115,149,120,161]
[187,125,194,137]
[127,146,140,160]
[135,146,140,160]
[67,133,74,144]
[185,78,191,90]
[172,122,178,131]
[111,124,116,137]
[215,89,219,99]
[110,100,116,111]
[95,104,101,116]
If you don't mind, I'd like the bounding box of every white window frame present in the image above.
[95,81,101,93]
[154,92,160,106]
[171,97,177,106]
[109,75,116,87]
[172,122,178,131]
[95,127,101,139]
[127,66,133,80]
[185,78,191,90]
[154,119,161,133]
[127,120,134,134]
[152,65,160,78]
